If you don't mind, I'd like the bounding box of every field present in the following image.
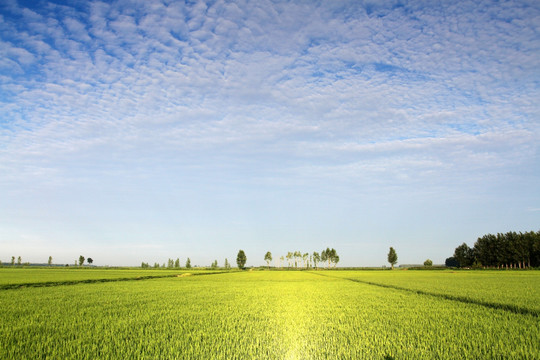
[0,269,539,359]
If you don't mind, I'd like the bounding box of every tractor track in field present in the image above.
[310,271,539,318]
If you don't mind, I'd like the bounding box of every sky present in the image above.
[1,0,539,267]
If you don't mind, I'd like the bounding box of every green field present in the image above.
[1,269,538,359]
[0,267,210,287]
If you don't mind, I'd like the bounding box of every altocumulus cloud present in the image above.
[0,0,538,266]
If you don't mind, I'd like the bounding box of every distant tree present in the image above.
[302,253,309,268]
[312,252,320,269]
[185,258,192,269]
[11,256,15,265]
[17,256,22,265]
[294,251,301,268]
[286,252,293,268]
[445,257,459,267]
[264,251,272,269]
[0,260,2,267]
[153,262,160,268]
[87,258,93,265]
[280,256,284,268]
[174,258,180,268]
[424,259,433,267]
[236,250,247,269]
[453,243,474,268]
[321,249,328,268]
[328,248,338,267]
[211,260,218,269]
[387,247,398,269]
[48,256,53,266]
[141,262,149,268]
[167,258,174,268]
[78,255,85,266]
[224,258,230,269]
[321,248,337,268]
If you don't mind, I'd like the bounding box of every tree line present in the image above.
[447,230,540,268]
[0,255,93,267]
[262,248,340,269]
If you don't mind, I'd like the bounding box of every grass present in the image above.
[0,267,217,288]
[0,269,538,359]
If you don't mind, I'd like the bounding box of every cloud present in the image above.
[0,0,538,194]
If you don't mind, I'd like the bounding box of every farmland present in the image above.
[0,269,538,359]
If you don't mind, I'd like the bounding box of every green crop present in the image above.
[0,270,538,359]
[0,267,215,288]
[325,270,540,314]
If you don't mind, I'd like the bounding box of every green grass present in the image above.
[0,267,215,287]
[324,269,540,314]
[0,270,538,359]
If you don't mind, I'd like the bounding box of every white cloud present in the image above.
[0,0,538,265]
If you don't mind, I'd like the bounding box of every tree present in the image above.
[286,252,293,268]
[236,250,247,269]
[141,262,149,268]
[333,254,340,267]
[174,258,180,268]
[312,252,320,269]
[167,258,174,268]
[321,249,328,268]
[424,259,433,267]
[280,256,284,268]
[328,248,338,267]
[302,253,309,268]
[224,258,230,269]
[17,256,22,265]
[211,260,218,269]
[78,255,85,266]
[264,251,272,269]
[387,247,398,269]
[454,243,474,268]
[48,256,53,265]
[321,248,336,268]
[293,251,301,268]
[445,257,459,267]
[11,256,15,265]
[185,258,192,269]
[154,262,160,268]
[87,258,93,265]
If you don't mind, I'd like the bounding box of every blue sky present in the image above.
[1,0,539,267]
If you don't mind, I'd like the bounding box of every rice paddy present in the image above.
[0,269,538,359]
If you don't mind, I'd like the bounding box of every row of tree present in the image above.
[140,248,341,270]
[141,257,236,269]
[2,256,93,266]
[141,258,192,269]
[262,248,340,269]
[447,231,540,268]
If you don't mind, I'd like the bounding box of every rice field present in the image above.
[0,269,538,359]
[0,267,210,287]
